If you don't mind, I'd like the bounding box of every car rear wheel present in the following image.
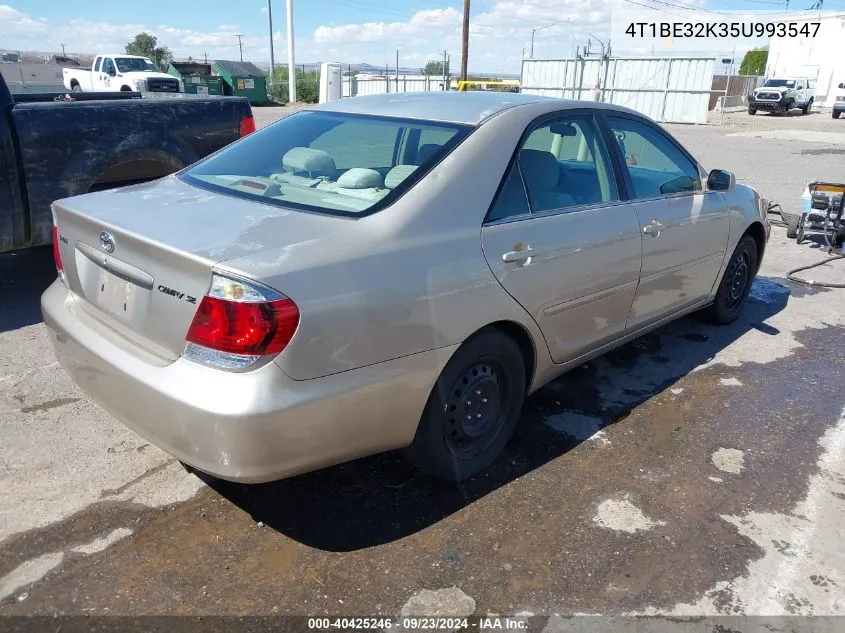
[701,235,758,325]
[834,110,842,120]
[402,328,526,482]
[71,84,81,92]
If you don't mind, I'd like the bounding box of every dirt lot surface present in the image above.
[1,102,844,626]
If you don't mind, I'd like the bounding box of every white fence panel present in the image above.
[521,56,715,124]
[342,75,450,98]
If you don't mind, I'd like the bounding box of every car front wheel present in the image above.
[701,235,758,325]
[402,328,526,482]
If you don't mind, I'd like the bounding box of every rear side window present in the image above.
[94,57,102,72]
[487,114,618,221]
[181,111,472,216]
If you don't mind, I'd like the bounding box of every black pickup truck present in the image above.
[1,73,254,253]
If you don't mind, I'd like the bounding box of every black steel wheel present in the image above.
[403,328,526,481]
[700,235,758,325]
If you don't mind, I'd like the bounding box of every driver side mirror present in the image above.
[707,169,735,191]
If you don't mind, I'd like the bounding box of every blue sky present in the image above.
[2,1,844,74]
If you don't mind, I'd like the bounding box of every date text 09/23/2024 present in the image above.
[307,617,528,630]
[624,21,821,38]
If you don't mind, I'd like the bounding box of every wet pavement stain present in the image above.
[1,318,843,616]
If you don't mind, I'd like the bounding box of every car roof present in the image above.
[101,54,150,59]
[307,91,640,126]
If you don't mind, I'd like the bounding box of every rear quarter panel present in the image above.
[8,96,251,250]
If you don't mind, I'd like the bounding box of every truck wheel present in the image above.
[402,328,526,482]
[71,84,81,92]
[120,85,132,91]
[801,99,813,115]
[748,107,756,115]
[834,111,842,120]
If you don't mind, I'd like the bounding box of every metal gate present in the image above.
[520,57,716,124]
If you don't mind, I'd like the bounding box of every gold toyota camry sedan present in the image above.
[42,92,770,483]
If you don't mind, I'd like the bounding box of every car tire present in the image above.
[786,214,800,238]
[71,84,81,92]
[834,110,842,120]
[748,107,756,115]
[402,328,526,482]
[701,235,758,325]
[801,99,812,115]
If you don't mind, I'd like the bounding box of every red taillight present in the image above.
[186,295,299,357]
[239,115,256,137]
[52,225,64,273]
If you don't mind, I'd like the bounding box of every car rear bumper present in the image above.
[42,280,454,483]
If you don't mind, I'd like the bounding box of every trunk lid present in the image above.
[53,175,346,361]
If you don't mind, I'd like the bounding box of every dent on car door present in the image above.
[604,114,730,329]
[480,112,642,364]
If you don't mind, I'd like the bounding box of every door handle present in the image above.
[502,248,537,263]
[642,219,664,236]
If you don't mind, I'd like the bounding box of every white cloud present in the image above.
[0,1,773,74]
[0,5,319,64]
[0,5,47,37]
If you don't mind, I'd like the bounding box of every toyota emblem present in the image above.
[99,231,115,253]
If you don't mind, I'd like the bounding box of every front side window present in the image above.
[102,58,115,75]
[181,111,471,216]
[487,114,619,221]
[605,116,701,199]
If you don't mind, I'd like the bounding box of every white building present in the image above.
[766,11,845,108]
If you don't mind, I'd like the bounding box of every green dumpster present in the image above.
[213,60,268,105]
[166,62,225,95]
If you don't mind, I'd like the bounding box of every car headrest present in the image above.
[519,149,560,192]
[337,168,383,190]
[282,147,336,177]
[384,165,418,190]
[416,144,441,165]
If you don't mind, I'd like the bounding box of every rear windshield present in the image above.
[180,111,472,217]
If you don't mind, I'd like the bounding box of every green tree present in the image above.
[125,33,173,68]
[266,67,320,104]
[422,60,445,76]
[739,47,768,76]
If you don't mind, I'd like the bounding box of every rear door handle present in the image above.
[502,248,537,263]
[643,219,664,236]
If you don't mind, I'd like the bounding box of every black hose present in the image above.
[786,253,845,287]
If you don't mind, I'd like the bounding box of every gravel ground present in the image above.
[1,103,844,624]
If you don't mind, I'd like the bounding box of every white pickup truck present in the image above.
[63,54,184,94]
[747,77,815,115]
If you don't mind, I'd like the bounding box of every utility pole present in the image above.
[286,0,296,103]
[443,49,448,90]
[60,43,67,56]
[235,34,244,61]
[268,0,276,86]
[461,0,470,82]
[396,49,399,93]
[204,51,209,64]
